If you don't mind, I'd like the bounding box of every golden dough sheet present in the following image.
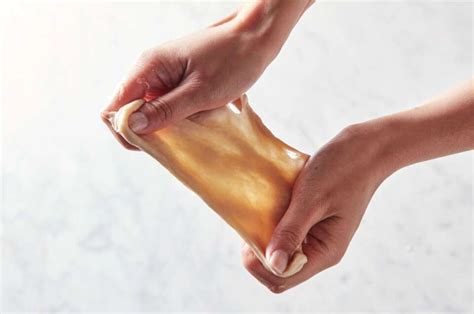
[109,95,309,277]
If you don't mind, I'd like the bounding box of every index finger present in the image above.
[101,66,163,149]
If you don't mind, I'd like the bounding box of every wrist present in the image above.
[230,0,314,64]
[362,118,405,177]
[359,80,474,175]
[359,114,426,177]
[341,119,403,183]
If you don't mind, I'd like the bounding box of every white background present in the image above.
[1,1,472,312]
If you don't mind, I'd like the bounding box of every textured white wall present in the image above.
[1,1,472,312]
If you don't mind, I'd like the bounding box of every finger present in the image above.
[242,243,304,294]
[241,244,284,290]
[104,66,151,113]
[302,217,346,274]
[101,113,140,151]
[242,220,344,294]
[265,160,329,275]
[127,83,205,134]
[100,70,150,149]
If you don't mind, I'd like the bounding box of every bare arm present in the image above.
[377,80,474,172]
[243,79,474,293]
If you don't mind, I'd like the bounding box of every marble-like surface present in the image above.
[1,1,472,312]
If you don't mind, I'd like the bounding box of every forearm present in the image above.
[231,0,314,62]
[371,80,474,174]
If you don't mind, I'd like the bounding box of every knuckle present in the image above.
[242,258,253,271]
[268,285,286,294]
[276,228,302,250]
[149,98,173,124]
[100,111,110,124]
[241,248,259,272]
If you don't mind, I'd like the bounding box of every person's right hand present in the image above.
[101,0,314,150]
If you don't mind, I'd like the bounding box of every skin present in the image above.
[101,0,474,293]
[101,0,313,149]
[242,80,474,293]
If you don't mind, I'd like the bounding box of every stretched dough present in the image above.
[110,95,309,277]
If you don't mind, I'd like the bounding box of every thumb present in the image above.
[266,189,325,275]
[128,84,201,134]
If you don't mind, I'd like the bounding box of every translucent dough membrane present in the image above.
[111,95,309,277]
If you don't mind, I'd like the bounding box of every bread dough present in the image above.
[110,95,309,277]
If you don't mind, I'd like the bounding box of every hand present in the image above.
[101,0,314,149]
[242,79,473,293]
[241,123,392,293]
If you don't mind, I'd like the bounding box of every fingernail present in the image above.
[129,111,148,132]
[269,250,288,275]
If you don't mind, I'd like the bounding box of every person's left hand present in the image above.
[241,122,394,293]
